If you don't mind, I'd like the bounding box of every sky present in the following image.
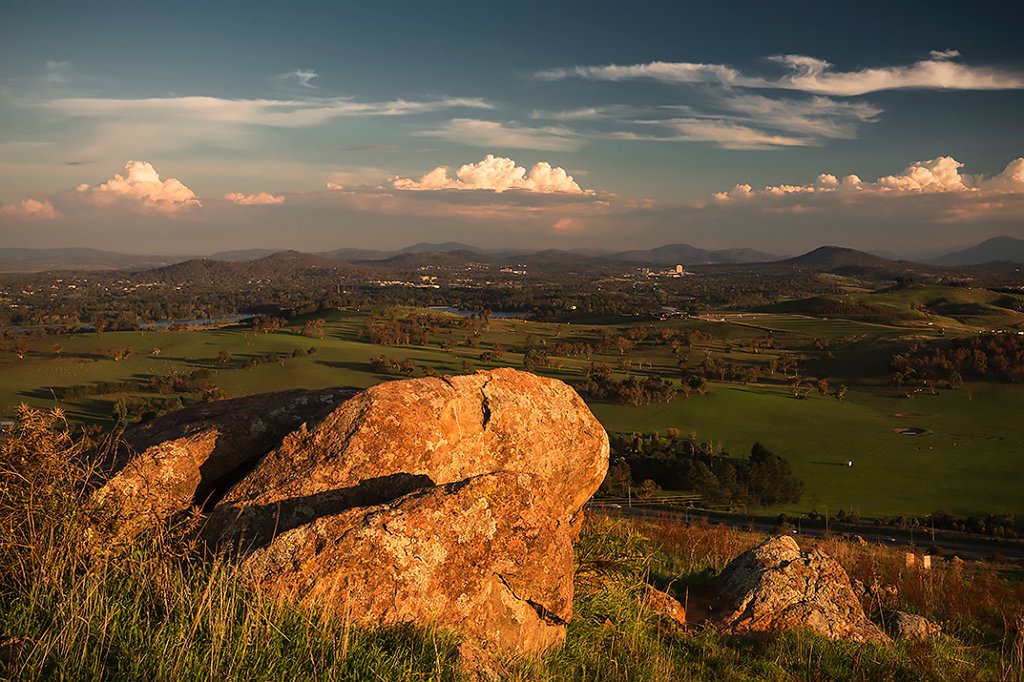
[1,0,1023,257]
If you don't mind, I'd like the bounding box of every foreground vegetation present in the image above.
[2,408,1022,680]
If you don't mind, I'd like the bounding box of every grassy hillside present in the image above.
[1,416,1020,681]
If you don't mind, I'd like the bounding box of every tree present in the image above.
[217,349,232,365]
[746,443,803,505]
[302,318,326,339]
[9,340,28,360]
[108,347,132,362]
[637,478,661,499]
[599,459,632,497]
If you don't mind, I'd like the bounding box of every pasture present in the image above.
[2,306,1022,518]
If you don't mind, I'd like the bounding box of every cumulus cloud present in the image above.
[712,155,1024,201]
[76,160,201,213]
[0,198,60,219]
[415,119,582,151]
[390,154,588,194]
[538,52,1024,96]
[224,192,285,205]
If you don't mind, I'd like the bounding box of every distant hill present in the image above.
[0,247,192,273]
[602,243,777,266]
[210,248,286,261]
[359,249,491,268]
[147,250,346,282]
[398,241,483,254]
[254,250,342,269]
[780,246,901,270]
[929,236,1024,266]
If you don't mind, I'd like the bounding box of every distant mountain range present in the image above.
[926,236,1024,266]
[0,247,190,273]
[1,236,1021,274]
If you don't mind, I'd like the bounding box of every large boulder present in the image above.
[204,369,608,551]
[94,388,354,533]
[102,369,609,655]
[240,472,575,653]
[711,535,889,643]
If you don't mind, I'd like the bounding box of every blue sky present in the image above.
[1,1,1022,255]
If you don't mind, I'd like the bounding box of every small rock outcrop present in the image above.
[876,610,942,642]
[711,535,889,643]
[102,369,609,655]
[641,585,687,629]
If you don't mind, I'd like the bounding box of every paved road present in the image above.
[587,502,1024,564]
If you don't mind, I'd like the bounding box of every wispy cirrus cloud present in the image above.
[531,52,1023,150]
[537,51,1024,95]
[414,119,583,151]
[765,53,1024,96]
[279,69,319,88]
[43,94,495,128]
[537,61,746,86]
[611,119,813,150]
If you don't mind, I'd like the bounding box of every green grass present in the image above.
[3,307,1023,517]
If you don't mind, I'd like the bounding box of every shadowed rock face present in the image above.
[711,535,889,644]
[99,369,609,655]
[93,388,355,532]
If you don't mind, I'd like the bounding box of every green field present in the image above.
[2,305,1022,518]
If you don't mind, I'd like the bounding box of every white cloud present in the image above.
[712,155,1024,201]
[43,95,494,128]
[767,54,1024,96]
[389,154,587,194]
[76,160,201,213]
[280,69,319,88]
[537,52,1024,96]
[877,156,970,192]
[224,192,285,205]
[716,94,882,138]
[0,198,59,219]
[615,119,812,150]
[536,61,747,86]
[415,119,582,151]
